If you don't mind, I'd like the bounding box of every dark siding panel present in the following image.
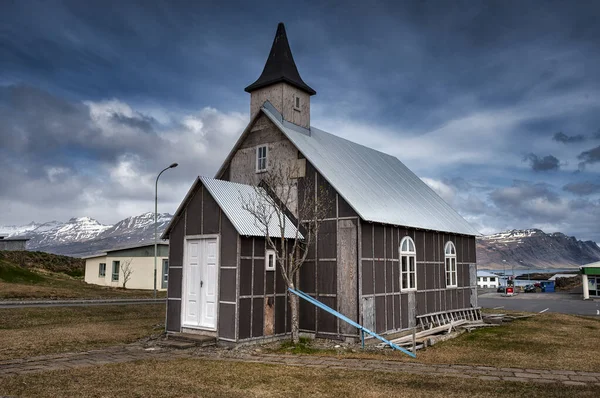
[218,303,235,339]
[254,238,265,258]
[416,231,425,261]
[425,263,434,290]
[317,296,337,333]
[374,260,385,294]
[167,267,182,299]
[385,261,393,293]
[425,232,434,262]
[220,217,238,267]
[186,188,202,236]
[417,263,427,291]
[276,264,286,294]
[299,261,315,293]
[440,290,447,312]
[375,296,386,333]
[385,227,393,260]
[265,271,275,295]
[393,260,400,293]
[318,173,337,220]
[239,259,252,296]
[361,223,373,258]
[240,237,253,257]
[317,220,337,259]
[169,217,184,267]
[220,268,236,302]
[166,300,181,332]
[317,261,336,295]
[252,298,264,337]
[469,237,477,263]
[275,296,287,334]
[338,195,357,218]
[238,299,251,339]
[253,259,264,296]
[202,188,220,234]
[373,224,384,258]
[416,292,427,316]
[394,294,401,330]
[400,295,409,329]
[386,296,393,331]
[362,260,374,295]
[299,296,316,331]
[426,291,436,314]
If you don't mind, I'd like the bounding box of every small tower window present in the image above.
[256,145,268,172]
[294,94,301,110]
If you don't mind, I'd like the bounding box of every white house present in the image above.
[581,261,600,300]
[477,270,500,289]
[83,243,169,290]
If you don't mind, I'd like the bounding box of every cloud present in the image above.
[563,182,600,196]
[553,132,585,144]
[523,153,560,172]
[577,145,600,169]
[0,84,247,224]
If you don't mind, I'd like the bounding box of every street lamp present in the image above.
[154,162,178,299]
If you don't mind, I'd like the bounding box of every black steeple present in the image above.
[245,23,316,95]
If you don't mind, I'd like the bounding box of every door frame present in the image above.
[181,234,220,331]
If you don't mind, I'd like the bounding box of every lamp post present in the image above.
[154,162,178,299]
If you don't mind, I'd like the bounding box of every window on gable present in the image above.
[400,237,417,291]
[294,94,301,110]
[445,242,457,288]
[98,263,106,277]
[256,145,268,172]
[112,260,120,282]
[265,250,276,271]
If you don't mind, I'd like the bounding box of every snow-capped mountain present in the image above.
[477,229,600,269]
[0,213,173,257]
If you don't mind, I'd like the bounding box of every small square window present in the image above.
[256,145,268,172]
[265,250,276,271]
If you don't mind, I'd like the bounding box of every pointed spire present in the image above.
[245,23,316,95]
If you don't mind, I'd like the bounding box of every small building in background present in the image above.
[476,270,500,289]
[581,261,600,300]
[548,273,579,281]
[0,236,29,251]
[83,242,169,290]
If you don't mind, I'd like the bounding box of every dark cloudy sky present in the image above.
[1,0,600,242]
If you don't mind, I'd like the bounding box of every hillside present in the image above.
[0,251,84,277]
[477,229,600,269]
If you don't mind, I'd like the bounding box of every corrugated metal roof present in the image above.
[261,102,480,236]
[200,176,302,239]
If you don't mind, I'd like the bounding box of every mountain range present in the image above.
[2,214,600,268]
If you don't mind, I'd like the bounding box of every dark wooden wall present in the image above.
[360,221,477,334]
[237,237,290,341]
[165,181,239,341]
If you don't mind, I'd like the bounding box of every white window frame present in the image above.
[400,236,417,291]
[98,263,106,277]
[445,241,457,288]
[265,249,276,271]
[112,260,120,282]
[293,94,301,110]
[256,145,268,173]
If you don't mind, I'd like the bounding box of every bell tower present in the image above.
[245,23,316,129]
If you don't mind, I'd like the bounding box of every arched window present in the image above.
[445,241,457,288]
[400,236,417,291]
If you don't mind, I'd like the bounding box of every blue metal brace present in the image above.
[288,288,416,358]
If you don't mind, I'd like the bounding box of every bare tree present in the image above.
[241,161,333,344]
[121,258,134,289]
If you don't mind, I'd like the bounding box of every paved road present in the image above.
[479,293,600,316]
[0,298,166,309]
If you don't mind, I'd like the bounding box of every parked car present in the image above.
[497,286,506,293]
[524,284,536,293]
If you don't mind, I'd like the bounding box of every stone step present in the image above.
[165,332,216,348]
[158,340,197,349]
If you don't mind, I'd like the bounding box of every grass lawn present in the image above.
[274,312,600,372]
[0,304,165,360]
[0,358,596,398]
[0,259,166,300]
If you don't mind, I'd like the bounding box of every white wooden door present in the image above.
[184,240,201,327]
[183,238,218,330]
[200,239,217,329]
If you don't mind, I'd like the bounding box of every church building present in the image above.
[162,23,479,344]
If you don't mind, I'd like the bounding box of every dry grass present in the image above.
[1,358,597,398]
[0,304,165,360]
[275,312,600,372]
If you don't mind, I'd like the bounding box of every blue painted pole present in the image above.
[288,288,416,358]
